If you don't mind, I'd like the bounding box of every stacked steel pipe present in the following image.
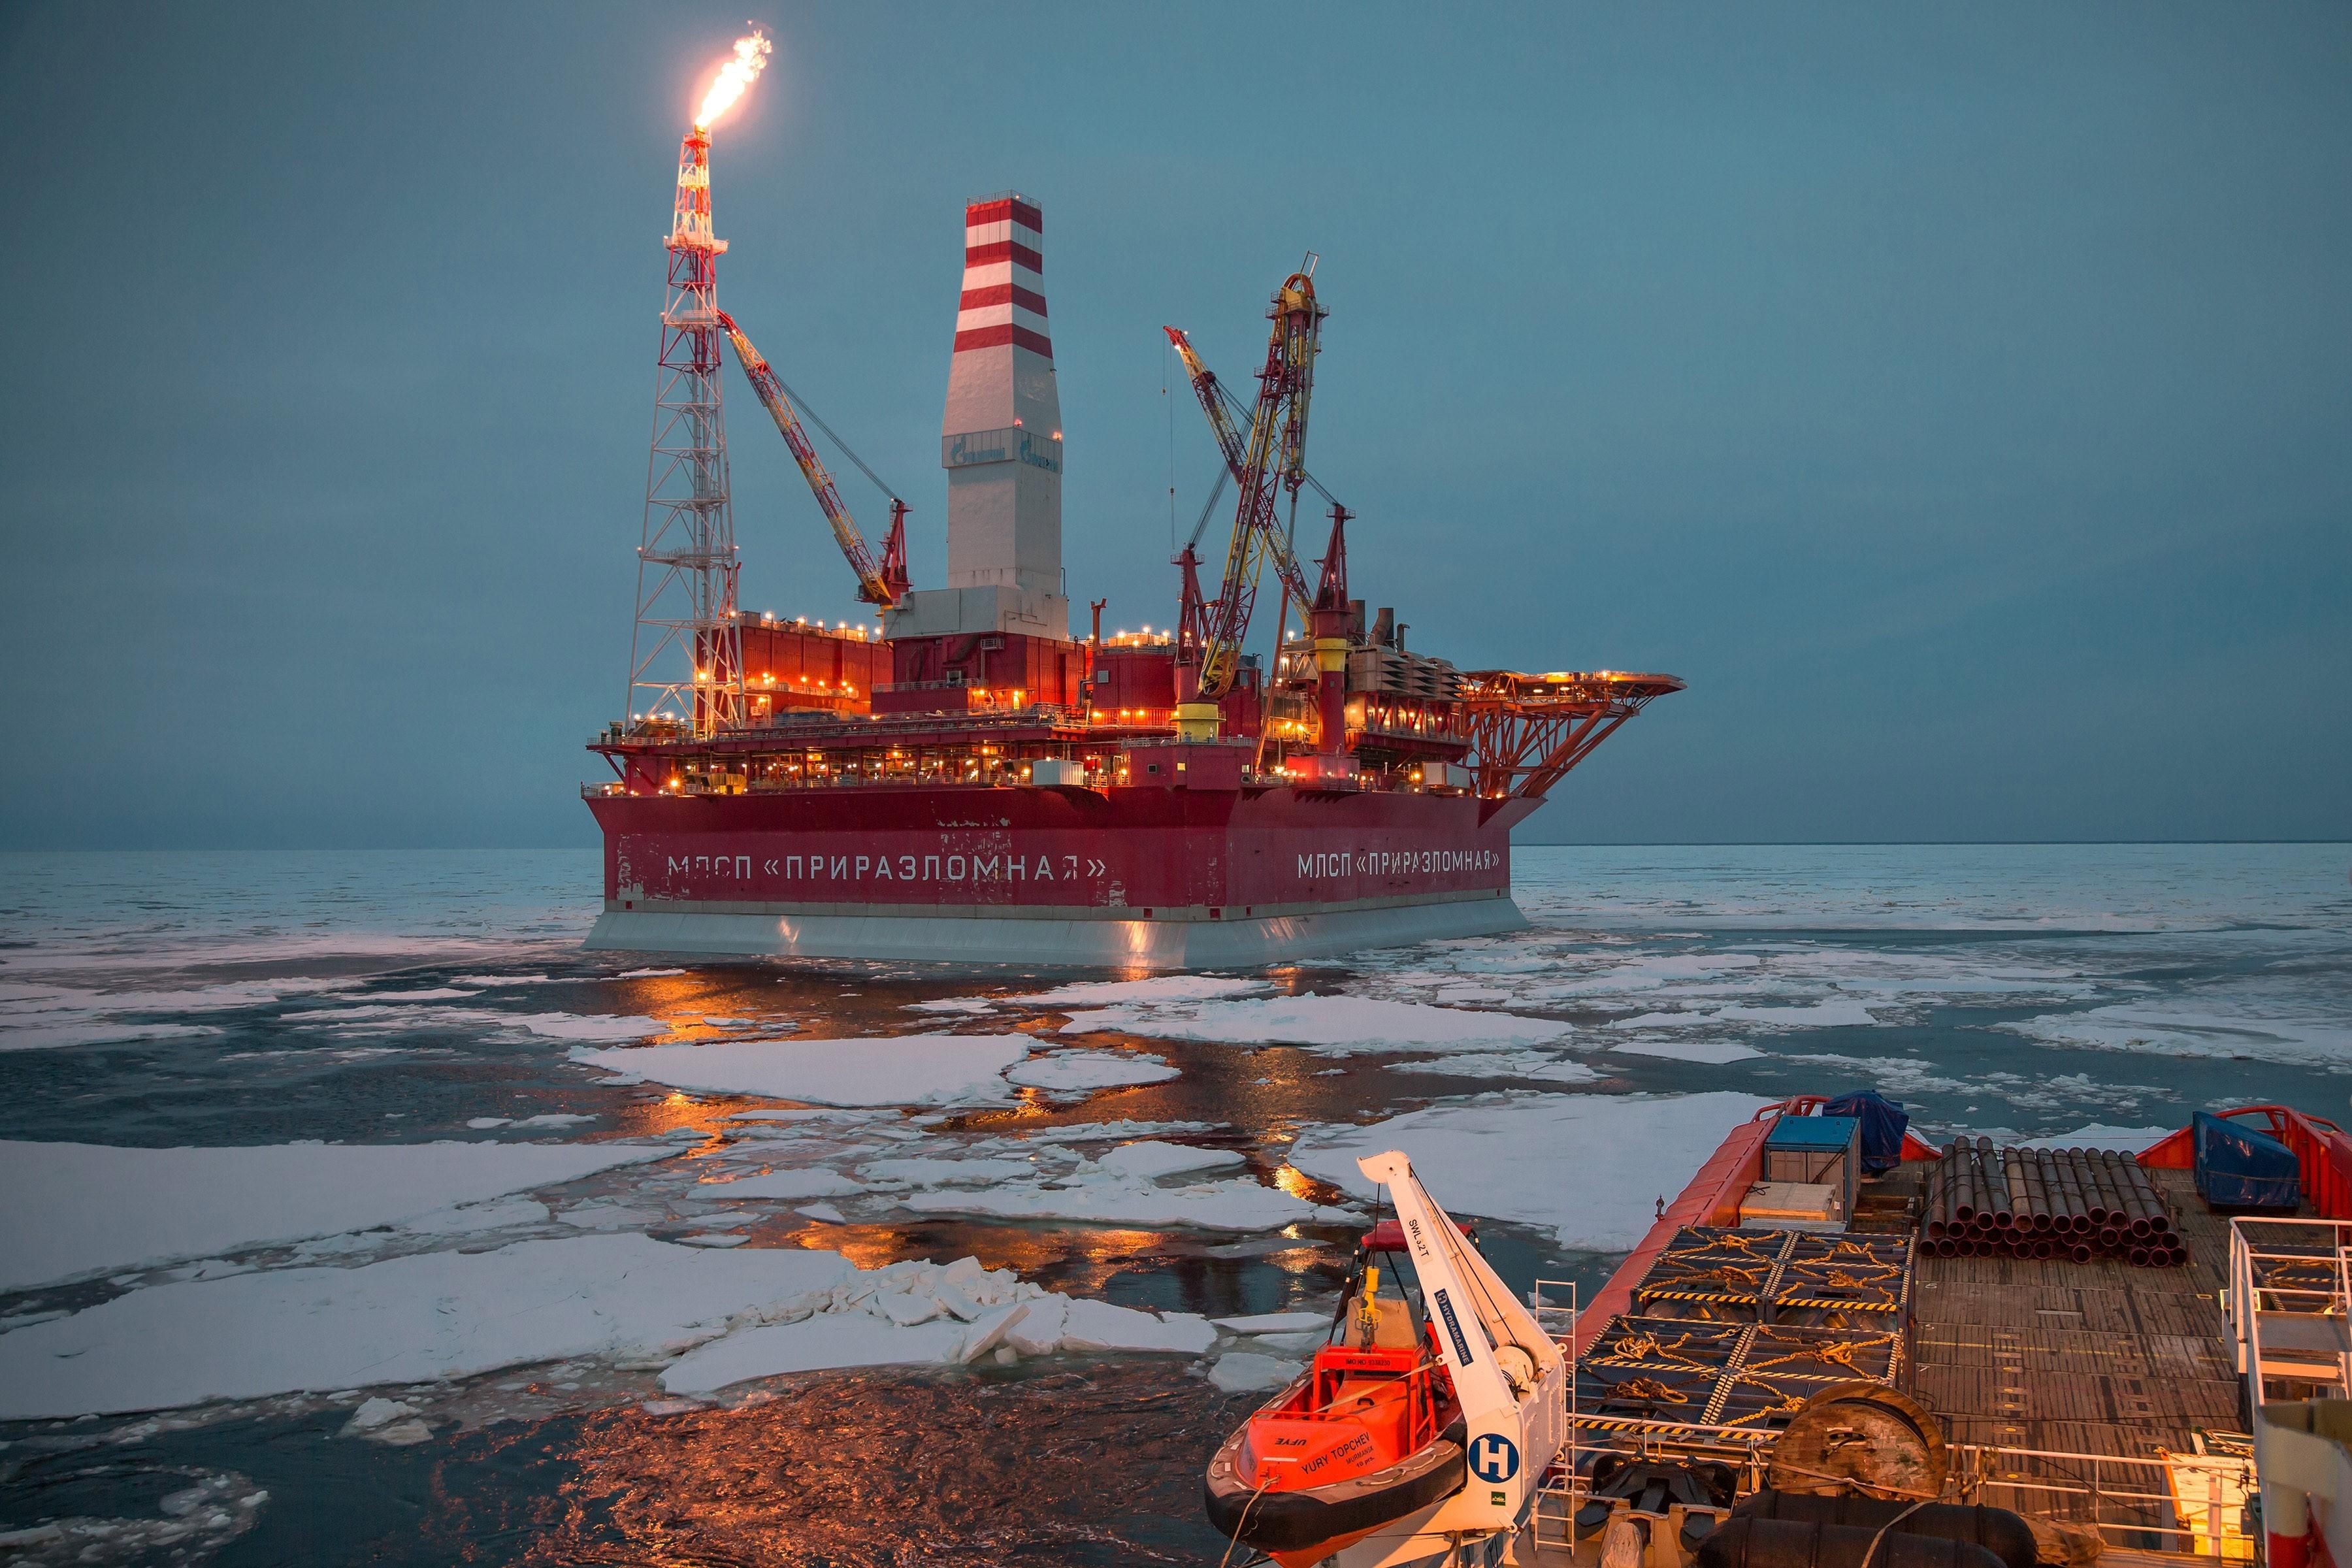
[1921,1137,2185,1265]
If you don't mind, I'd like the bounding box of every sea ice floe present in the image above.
[1389,1051,1600,1084]
[1,978,353,1019]
[1609,1000,1878,1031]
[1056,1296,1218,1354]
[1020,1118,1220,1144]
[655,1257,1211,1394]
[0,1234,853,1418]
[1030,975,1272,1007]
[1607,1037,1765,1064]
[13,1230,1220,1416]
[917,975,1269,1014]
[0,1139,668,1292]
[340,1396,421,1437]
[1005,1048,1180,1094]
[1208,1352,1304,1393]
[1097,1141,1244,1180]
[572,1034,1032,1107]
[1363,938,2104,1025]
[899,1161,1351,1233]
[724,1108,891,1123]
[555,1202,668,1230]
[1060,994,1569,1054]
[0,1021,228,1052]
[1710,1000,1881,1028]
[702,1168,864,1200]
[398,1196,550,1235]
[278,1005,668,1043]
[1213,1310,1331,1334]
[658,1313,973,1389]
[1288,1090,1774,1252]
[0,1468,272,1560]
[1997,998,2351,1066]
[1780,1053,1977,1096]
[857,1156,1037,1188]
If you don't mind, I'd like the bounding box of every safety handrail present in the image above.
[1540,1424,2251,1556]
[2227,1214,2352,1399]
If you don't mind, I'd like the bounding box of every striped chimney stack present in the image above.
[888,191,1068,640]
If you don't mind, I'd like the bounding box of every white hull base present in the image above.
[583,896,1528,970]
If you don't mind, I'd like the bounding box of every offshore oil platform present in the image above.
[583,31,1680,966]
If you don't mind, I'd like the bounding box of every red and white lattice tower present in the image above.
[885,192,1068,640]
[624,125,743,736]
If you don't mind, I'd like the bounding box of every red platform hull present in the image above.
[584,781,1541,966]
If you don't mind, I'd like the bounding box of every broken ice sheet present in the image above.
[572,1033,1031,1107]
[1389,1050,1600,1083]
[1290,1090,1773,1252]
[0,1139,667,1292]
[1058,993,1571,1054]
[1005,1047,1179,1094]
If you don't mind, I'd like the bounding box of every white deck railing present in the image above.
[2226,1214,2352,1398]
[1530,1416,2253,1558]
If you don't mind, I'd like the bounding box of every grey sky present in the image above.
[1,2,2344,847]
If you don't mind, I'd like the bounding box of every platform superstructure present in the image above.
[583,45,1680,966]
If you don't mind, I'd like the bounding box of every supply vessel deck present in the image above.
[1386,1099,2336,1568]
[583,133,1678,966]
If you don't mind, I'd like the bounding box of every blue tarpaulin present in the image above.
[2194,1111,2302,1209]
[1823,1091,1910,1176]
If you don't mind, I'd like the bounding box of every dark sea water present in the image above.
[0,843,2345,1565]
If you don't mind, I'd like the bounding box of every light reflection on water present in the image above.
[446,1364,1236,1566]
[0,1365,1245,1567]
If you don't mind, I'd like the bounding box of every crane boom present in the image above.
[717,312,907,608]
[1164,327,1316,610]
[1169,265,1326,718]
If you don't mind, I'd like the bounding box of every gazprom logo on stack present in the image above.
[943,427,1062,473]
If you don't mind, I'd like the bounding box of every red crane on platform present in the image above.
[1161,260,1326,736]
[718,312,911,610]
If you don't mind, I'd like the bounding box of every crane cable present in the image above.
[761,363,906,508]
[1212,378,1343,513]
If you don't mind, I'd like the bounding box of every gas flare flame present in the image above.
[694,28,772,130]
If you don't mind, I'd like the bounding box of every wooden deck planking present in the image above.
[1904,1168,2248,1458]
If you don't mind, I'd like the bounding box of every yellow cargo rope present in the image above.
[1744,1331,1898,1374]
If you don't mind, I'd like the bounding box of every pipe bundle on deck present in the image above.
[1921,1137,2185,1266]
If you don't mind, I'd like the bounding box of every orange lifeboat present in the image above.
[1205,1152,1567,1568]
[1203,1222,1469,1565]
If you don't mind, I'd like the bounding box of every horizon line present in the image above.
[0,838,2347,854]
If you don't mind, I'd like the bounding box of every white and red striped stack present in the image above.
[885,189,1066,641]
[955,194,1052,359]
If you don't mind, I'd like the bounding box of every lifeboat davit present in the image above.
[1204,1151,1567,1568]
